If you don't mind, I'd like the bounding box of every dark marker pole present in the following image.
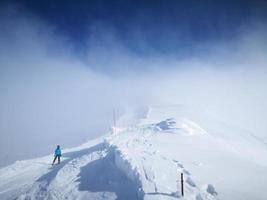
[181,173,184,196]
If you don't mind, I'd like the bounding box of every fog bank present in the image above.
[0,7,267,167]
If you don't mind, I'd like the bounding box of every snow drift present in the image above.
[0,105,267,200]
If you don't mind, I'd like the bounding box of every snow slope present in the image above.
[0,105,267,200]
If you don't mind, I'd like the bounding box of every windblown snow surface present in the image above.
[0,105,267,200]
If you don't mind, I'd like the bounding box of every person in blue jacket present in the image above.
[52,145,62,165]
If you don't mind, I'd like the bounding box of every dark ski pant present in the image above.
[53,155,61,164]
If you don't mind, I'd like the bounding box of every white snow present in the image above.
[0,105,267,200]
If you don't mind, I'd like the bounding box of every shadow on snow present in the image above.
[36,142,143,200]
[37,143,105,186]
[76,152,141,200]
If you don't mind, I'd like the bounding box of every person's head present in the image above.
[57,145,60,149]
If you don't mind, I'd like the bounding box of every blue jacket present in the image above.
[55,148,61,156]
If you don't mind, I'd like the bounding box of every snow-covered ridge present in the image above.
[107,120,217,200]
[1,105,267,200]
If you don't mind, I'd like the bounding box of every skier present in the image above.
[52,145,62,165]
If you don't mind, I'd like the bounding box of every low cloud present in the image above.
[0,6,266,166]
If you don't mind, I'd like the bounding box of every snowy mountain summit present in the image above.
[1,105,267,200]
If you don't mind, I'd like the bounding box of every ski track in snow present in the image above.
[1,105,267,200]
[106,120,217,200]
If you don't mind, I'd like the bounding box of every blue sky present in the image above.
[2,0,267,58]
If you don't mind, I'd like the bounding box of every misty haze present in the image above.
[0,1,267,200]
